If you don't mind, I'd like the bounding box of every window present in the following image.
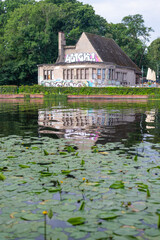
[67,69,70,79]
[63,69,66,80]
[108,69,115,80]
[43,70,54,80]
[77,69,81,79]
[63,68,90,80]
[85,68,89,79]
[81,69,85,79]
[44,70,47,80]
[47,70,51,80]
[71,69,74,79]
[97,69,101,79]
[108,69,111,80]
[115,72,118,80]
[111,69,114,80]
[123,73,127,81]
[92,68,96,79]
[102,69,105,81]
[120,73,123,81]
[51,70,54,80]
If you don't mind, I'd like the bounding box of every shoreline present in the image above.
[0,94,149,100]
[67,95,148,99]
[0,94,148,99]
[0,94,44,99]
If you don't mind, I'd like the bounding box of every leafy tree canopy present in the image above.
[0,0,154,85]
[122,14,153,43]
[147,38,160,72]
[0,1,62,85]
[106,14,153,68]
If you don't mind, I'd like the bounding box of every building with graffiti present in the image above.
[38,32,141,87]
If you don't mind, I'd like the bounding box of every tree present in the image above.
[0,1,154,85]
[0,1,61,85]
[106,14,153,68]
[3,0,34,10]
[105,23,127,45]
[147,38,160,72]
[56,1,107,45]
[122,14,153,43]
[0,0,109,85]
[121,14,153,68]
[44,0,77,4]
[0,0,35,24]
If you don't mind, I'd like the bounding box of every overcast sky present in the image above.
[81,0,160,44]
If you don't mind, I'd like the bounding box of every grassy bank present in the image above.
[1,85,160,97]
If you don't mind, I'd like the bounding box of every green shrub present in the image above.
[18,85,160,96]
[0,85,18,94]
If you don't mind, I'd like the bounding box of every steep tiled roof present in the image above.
[85,32,141,73]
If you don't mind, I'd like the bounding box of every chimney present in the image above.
[58,32,66,62]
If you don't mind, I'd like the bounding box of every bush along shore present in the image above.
[0,85,160,98]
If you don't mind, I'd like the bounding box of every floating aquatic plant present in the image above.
[0,136,160,239]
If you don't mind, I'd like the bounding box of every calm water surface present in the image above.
[1,97,160,240]
[0,97,160,148]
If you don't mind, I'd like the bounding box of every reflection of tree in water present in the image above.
[144,109,160,143]
[0,102,38,137]
[0,99,54,137]
[154,111,160,141]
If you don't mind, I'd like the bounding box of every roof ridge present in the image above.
[84,32,141,72]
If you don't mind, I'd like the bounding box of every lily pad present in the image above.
[67,217,86,225]
[98,213,119,220]
[145,228,160,237]
[114,227,139,236]
[0,173,6,181]
[110,181,125,189]
[21,214,42,221]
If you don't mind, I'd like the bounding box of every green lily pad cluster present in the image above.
[0,136,160,239]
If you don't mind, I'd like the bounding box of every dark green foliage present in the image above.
[0,173,6,181]
[0,1,153,85]
[106,14,153,68]
[134,155,138,161]
[0,0,108,85]
[47,209,53,219]
[147,38,160,72]
[1,84,160,97]
[0,85,18,94]
[79,201,85,211]
[0,1,61,85]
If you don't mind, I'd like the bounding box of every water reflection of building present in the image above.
[38,107,139,149]
[145,110,155,129]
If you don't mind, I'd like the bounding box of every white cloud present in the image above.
[81,0,160,43]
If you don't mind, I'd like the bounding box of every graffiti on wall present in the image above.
[40,79,110,87]
[41,80,88,87]
[65,53,100,63]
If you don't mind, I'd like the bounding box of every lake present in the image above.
[0,97,160,240]
[0,98,159,145]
